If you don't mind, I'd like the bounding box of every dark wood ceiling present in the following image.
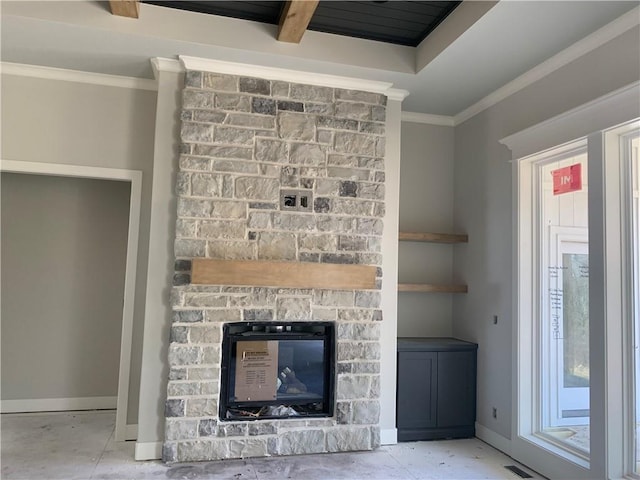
[143,1,461,47]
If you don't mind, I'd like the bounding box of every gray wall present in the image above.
[1,173,130,400]
[452,25,640,439]
[398,122,455,337]
[1,74,157,424]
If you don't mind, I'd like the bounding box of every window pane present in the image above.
[538,152,590,455]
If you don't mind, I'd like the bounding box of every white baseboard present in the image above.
[135,441,163,461]
[475,422,512,456]
[380,428,398,445]
[125,423,138,441]
[1,396,117,413]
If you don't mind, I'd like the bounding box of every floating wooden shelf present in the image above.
[398,283,468,293]
[399,232,468,243]
[191,258,377,290]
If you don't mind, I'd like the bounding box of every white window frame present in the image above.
[501,81,640,479]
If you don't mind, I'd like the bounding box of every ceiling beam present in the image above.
[277,0,319,43]
[109,1,140,19]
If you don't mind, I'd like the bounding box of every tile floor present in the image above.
[1,410,544,480]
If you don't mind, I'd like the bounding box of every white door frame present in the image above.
[1,159,141,442]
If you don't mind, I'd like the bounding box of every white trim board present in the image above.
[135,442,163,461]
[475,422,512,457]
[401,111,455,127]
[0,62,157,91]
[1,160,142,444]
[1,396,117,413]
[380,428,398,445]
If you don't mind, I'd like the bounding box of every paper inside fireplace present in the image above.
[234,340,279,402]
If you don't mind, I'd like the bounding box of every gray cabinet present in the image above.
[397,337,477,441]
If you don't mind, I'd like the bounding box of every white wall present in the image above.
[1,74,157,424]
[398,122,455,337]
[1,173,129,403]
[452,25,640,441]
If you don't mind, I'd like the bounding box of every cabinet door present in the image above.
[437,350,476,427]
[397,351,437,429]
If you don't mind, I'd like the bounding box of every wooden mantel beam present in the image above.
[277,0,319,43]
[109,0,140,19]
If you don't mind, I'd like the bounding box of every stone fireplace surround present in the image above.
[163,67,387,463]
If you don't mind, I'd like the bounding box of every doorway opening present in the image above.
[0,161,142,441]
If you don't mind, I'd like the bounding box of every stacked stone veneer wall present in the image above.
[164,70,387,463]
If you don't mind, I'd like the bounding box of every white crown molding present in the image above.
[0,62,157,91]
[150,57,183,78]
[499,80,640,159]
[179,55,396,96]
[454,5,640,126]
[387,89,410,102]
[401,111,455,127]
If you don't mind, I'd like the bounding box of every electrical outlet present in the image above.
[492,407,497,419]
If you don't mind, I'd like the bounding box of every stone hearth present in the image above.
[163,69,387,462]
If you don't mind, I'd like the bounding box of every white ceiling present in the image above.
[1,1,638,117]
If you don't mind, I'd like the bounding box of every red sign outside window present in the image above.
[552,163,582,195]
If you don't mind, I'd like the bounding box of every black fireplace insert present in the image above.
[219,321,335,421]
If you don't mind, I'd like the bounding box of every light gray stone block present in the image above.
[174,239,206,257]
[276,296,311,320]
[166,419,198,441]
[277,113,315,141]
[357,218,383,235]
[255,138,288,163]
[198,220,245,239]
[278,430,326,455]
[209,200,246,219]
[352,401,380,425]
[272,213,316,231]
[167,382,200,397]
[214,126,255,146]
[181,122,213,143]
[313,290,354,307]
[326,427,371,452]
[354,291,381,308]
[298,233,337,252]
[335,89,386,105]
[180,156,211,171]
[217,423,248,437]
[204,309,242,323]
[335,102,371,121]
[289,143,326,166]
[235,177,279,201]
[187,324,222,343]
[357,183,385,200]
[168,345,201,366]
[226,113,275,129]
[290,84,333,103]
[337,375,371,400]
[185,71,203,88]
[331,198,374,216]
[176,219,197,238]
[193,144,253,159]
[191,173,224,198]
[186,398,218,417]
[207,240,256,260]
[334,132,376,156]
[257,232,296,260]
[229,439,269,459]
[183,90,215,109]
[187,367,218,381]
[215,93,251,112]
[204,73,238,91]
[177,440,214,462]
[193,110,227,124]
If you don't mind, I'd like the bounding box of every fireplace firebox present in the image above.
[219,322,335,421]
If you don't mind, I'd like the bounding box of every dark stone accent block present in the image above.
[184,71,203,88]
[172,273,191,286]
[249,202,277,210]
[165,399,185,417]
[249,422,277,436]
[244,309,273,321]
[240,77,270,95]
[175,259,192,272]
[314,197,331,213]
[318,117,358,131]
[277,100,304,112]
[170,326,188,343]
[321,253,356,264]
[337,363,352,374]
[173,310,204,323]
[340,181,358,197]
[252,98,276,115]
[376,267,383,277]
[299,252,320,263]
[169,367,187,381]
[248,231,257,240]
[198,419,217,437]
[162,442,178,463]
[301,178,314,189]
